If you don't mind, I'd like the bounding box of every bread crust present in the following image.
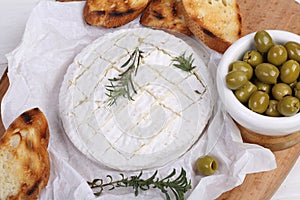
[84,0,151,28]
[140,0,193,35]
[182,0,242,53]
[0,108,50,200]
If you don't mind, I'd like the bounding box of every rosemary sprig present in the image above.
[172,52,207,95]
[87,168,192,200]
[105,47,144,106]
[172,52,196,72]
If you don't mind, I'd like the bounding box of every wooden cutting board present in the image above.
[0,0,299,199]
[238,0,300,36]
[217,143,300,200]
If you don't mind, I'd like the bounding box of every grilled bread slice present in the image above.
[84,0,151,28]
[182,0,242,53]
[140,0,192,35]
[0,108,50,200]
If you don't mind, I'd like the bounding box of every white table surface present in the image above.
[0,1,299,200]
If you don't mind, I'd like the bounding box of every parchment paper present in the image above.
[2,1,276,199]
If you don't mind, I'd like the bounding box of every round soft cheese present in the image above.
[59,28,212,170]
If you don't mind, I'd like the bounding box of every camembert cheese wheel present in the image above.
[59,28,212,170]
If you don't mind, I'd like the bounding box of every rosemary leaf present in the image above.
[87,168,192,200]
[105,47,144,106]
[172,52,196,72]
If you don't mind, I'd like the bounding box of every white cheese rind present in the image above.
[59,28,212,170]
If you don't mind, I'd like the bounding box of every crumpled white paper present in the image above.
[2,1,276,199]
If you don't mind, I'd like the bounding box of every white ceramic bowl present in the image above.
[217,30,300,136]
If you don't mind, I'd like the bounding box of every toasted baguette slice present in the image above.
[84,0,151,28]
[182,0,242,53]
[0,108,50,200]
[140,0,193,35]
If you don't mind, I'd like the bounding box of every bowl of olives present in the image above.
[216,30,300,136]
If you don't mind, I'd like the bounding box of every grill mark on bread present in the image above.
[171,3,177,17]
[237,13,242,36]
[94,10,106,16]
[110,8,135,17]
[202,28,216,38]
[26,179,41,196]
[21,113,32,124]
[153,10,164,20]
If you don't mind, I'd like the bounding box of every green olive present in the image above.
[280,60,300,84]
[271,83,292,101]
[243,50,263,67]
[254,79,271,93]
[226,71,248,90]
[294,82,300,99]
[255,63,279,84]
[265,100,281,117]
[277,96,300,116]
[254,30,274,53]
[234,81,257,103]
[267,45,288,66]
[195,155,218,176]
[248,91,270,114]
[285,41,300,62]
[229,61,253,80]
